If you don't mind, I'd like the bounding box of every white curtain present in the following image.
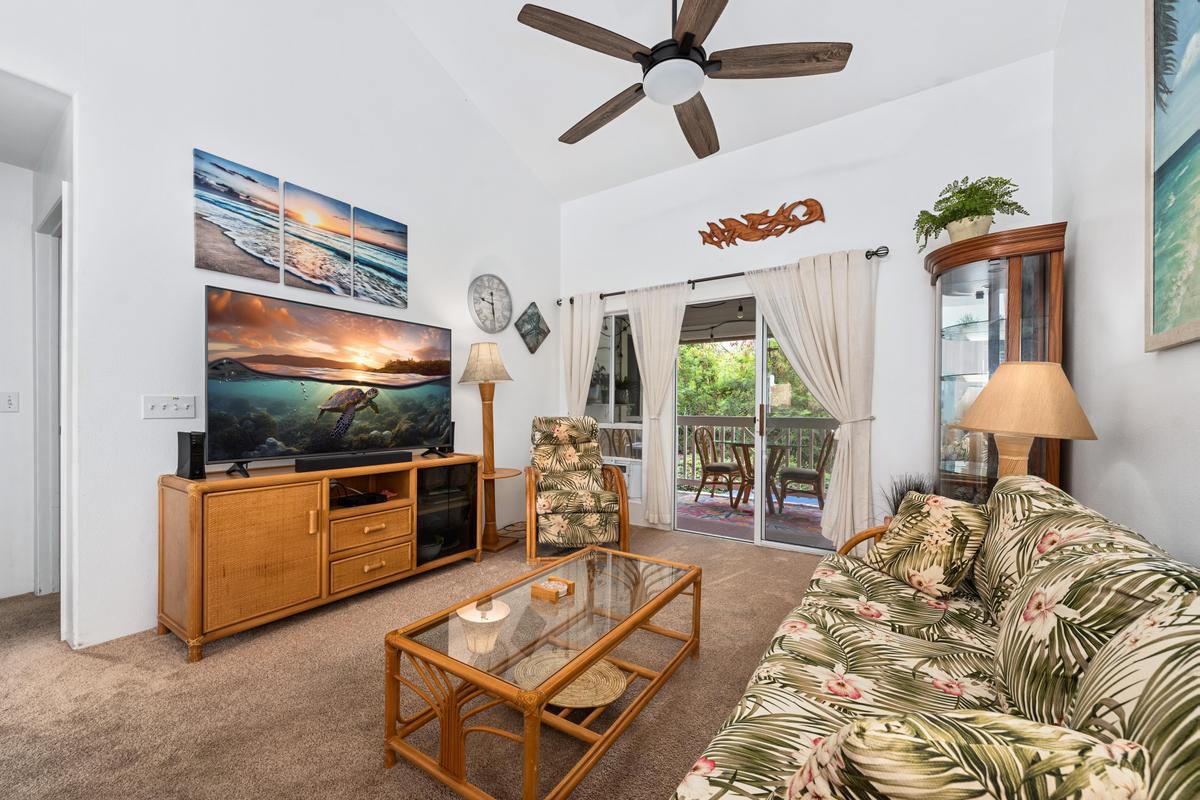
[560,292,605,416]
[746,251,880,551]
[625,283,688,526]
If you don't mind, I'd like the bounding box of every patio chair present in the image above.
[776,429,835,510]
[693,426,740,507]
[524,416,629,564]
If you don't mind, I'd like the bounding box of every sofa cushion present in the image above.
[781,710,1150,800]
[756,606,1001,718]
[671,603,1002,800]
[674,681,850,800]
[864,492,988,598]
[535,510,619,546]
[1070,592,1200,800]
[800,553,997,653]
[531,440,603,475]
[534,468,604,493]
[977,475,1160,620]
[995,549,1200,726]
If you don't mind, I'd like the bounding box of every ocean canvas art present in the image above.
[1152,0,1200,349]
[283,183,354,297]
[193,149,281,282]
[353,207,409,308]
[205,287,451,462]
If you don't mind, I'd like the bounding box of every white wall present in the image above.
[562,55,1056,523]
[33,102,71,228]
[0,161,36,598]
[0,0,562,647]
[1053,0,1200,563]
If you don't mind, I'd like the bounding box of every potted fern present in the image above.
[913,176,1029,252]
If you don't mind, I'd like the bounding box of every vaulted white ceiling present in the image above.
[397,1,1067,200]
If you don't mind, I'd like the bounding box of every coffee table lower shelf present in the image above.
[383,547,702,800]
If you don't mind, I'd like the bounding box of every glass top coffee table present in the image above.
[384,546,702,800]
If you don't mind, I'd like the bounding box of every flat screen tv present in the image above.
[205,287,451,466]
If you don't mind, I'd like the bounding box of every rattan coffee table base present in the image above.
[383,546,702,800]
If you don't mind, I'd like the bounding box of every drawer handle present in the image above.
[363,522,388,534]
[363,560,387,574]
[308,510,319,535]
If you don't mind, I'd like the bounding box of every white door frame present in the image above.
[33,213,62,596]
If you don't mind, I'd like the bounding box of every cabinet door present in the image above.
[204,482,322,632]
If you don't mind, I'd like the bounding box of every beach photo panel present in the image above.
[283,182,354,297]
[352,207,409,308]
[1150,0,1200,349]
[193,149,281,282]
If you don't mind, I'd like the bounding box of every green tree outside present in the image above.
[676,339,825,417]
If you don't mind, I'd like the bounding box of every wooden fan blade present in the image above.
[674,93,719,159]
[518,4,648,62]
[560,84,646,144]
[673,0,728,47]
[709,42,853,79]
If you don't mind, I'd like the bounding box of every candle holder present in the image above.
[455,599,511,655]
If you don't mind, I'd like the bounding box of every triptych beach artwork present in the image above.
[193,149,408,308]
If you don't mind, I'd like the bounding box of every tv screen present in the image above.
[205,287,451,464]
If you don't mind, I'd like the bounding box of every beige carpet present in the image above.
[0,527,819,800]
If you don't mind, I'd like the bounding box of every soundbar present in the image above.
[295,450,414,473]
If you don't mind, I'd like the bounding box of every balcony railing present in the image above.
[676,415,838,487]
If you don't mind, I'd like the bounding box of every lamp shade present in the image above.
[458,342,512,384]
[959,362,1096,440]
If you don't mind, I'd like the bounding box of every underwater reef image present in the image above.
[206,287,451,463]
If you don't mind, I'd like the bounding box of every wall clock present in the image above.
[467,273,513,333]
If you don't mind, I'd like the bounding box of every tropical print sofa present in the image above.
[674,476,1200,800]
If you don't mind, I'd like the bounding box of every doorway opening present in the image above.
[673,297,836,550]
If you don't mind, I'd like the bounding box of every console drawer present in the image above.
[330,506,413,554]
[330,542,414,594]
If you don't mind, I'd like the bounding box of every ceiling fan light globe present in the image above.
[642,58,705,105]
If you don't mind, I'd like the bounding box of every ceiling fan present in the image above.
[517,0,853,159]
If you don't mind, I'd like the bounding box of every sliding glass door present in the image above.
[756,325,837,551]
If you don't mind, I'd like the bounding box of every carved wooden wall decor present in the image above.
[699,199,825,249]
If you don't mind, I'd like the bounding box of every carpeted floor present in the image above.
[0,527,819,800]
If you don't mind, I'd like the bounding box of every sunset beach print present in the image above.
[283,183,353,296]
[193,149,281,282]
[353,207,409,308]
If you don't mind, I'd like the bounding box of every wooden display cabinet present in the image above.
[924,223,1068,502]
[158,453,481,662]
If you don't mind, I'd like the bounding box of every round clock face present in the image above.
[468,273,513,333]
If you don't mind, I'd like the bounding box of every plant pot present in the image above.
[946,215,994,243]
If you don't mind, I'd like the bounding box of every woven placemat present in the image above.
[512,649,626,708]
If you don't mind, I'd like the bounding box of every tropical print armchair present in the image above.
[524,416,629,563]
[673,475,1200,800]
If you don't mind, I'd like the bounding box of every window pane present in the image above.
[585,317,612,423]
[612,315,641,423]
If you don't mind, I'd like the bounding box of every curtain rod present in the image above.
[555,245,890,305]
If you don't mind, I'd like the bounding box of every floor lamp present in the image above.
[958,361,1096,478]
[459,342,518,552]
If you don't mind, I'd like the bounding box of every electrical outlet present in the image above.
[141,394,196,419]
[0,392,17,413]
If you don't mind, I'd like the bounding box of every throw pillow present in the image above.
[865,492,988,598]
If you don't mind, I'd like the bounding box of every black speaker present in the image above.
[176,431,207,480]
[439,421,456,454]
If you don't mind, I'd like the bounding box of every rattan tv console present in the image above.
[157,453,481,662]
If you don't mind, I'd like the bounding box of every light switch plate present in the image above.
[141,394,196,419]
[0,392,17,413]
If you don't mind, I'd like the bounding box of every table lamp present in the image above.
[455,598,510,655]
[958,361,1096,478]
[459,342,512,551]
